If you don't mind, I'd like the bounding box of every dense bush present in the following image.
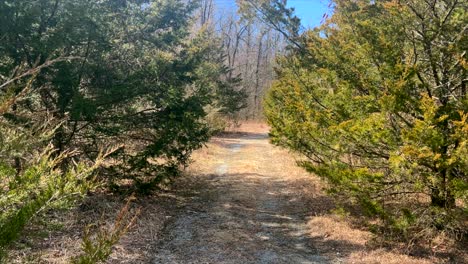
[0,0,245,192]
[265,0,467,238]
[0,72,108,260]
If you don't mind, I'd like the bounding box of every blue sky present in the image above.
[288,0,331,29]
[215,0,331,29]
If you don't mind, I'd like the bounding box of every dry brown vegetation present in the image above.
[178,122,462,263]
[7,193,161,263]
[7,122,466,263]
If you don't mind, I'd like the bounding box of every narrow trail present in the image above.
[9,125,446,263]
[151,125,334,264]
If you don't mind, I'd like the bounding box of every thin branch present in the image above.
[0,57,82,90]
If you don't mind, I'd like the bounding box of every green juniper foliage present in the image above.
[0,0,245,192]
[0,74,105,260]
[265,0,467,237]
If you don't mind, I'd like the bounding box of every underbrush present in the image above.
[72,195,140,264]
[329,197,468,263]
[4,192,152,264]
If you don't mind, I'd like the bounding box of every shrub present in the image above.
[265,0,467,239]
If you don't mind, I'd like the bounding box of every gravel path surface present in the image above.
[151,131,331,264]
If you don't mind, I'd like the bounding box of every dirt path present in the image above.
[7,124,455,263]
[151,127,332,264]
[147,124,441,264]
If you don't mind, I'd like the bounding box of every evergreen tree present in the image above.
[0,0,245,192]
[265,0,467,237]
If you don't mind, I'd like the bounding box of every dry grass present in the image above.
[6,121,466,263]
[204,122,464,263]
[6,191,172,263]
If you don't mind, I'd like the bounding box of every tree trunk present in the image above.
[430,189,455,208]
[430,170,455,209]
[253,32,265,119]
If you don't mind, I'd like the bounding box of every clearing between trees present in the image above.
[7,122,466,263]
[148,122,448,264]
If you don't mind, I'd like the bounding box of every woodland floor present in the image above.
[9,122,465,263]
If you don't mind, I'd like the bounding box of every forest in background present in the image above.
[197,0,288,119]
[0,0,467,262]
